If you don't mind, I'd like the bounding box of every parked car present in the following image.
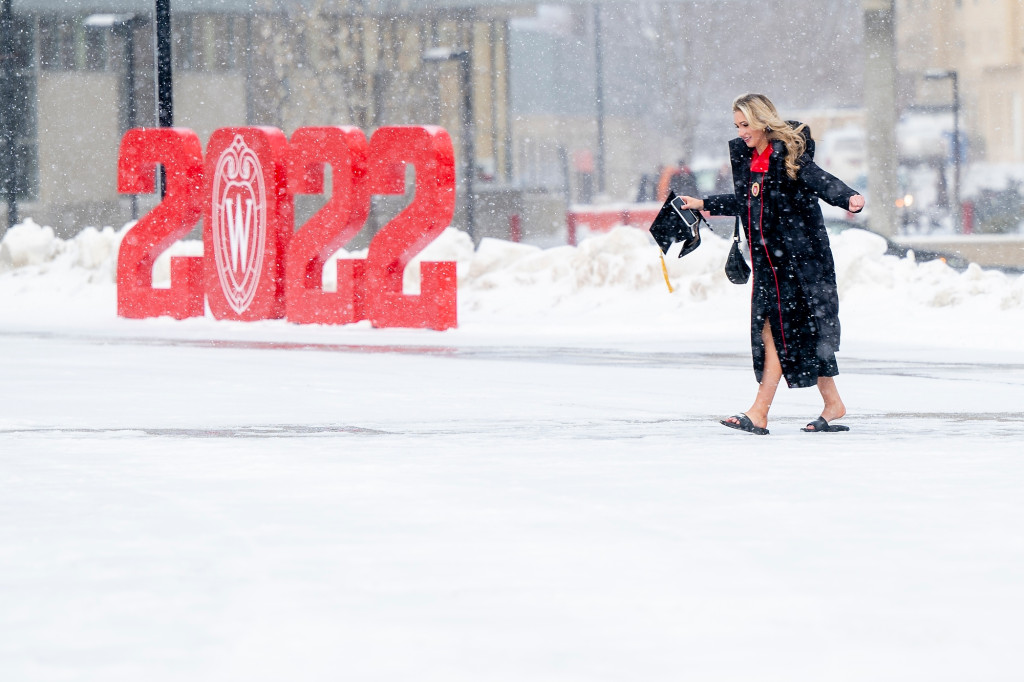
[824,219,972,271]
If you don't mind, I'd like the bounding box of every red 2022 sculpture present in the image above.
[116,125,458,330]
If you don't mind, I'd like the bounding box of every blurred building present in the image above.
[1,0,531,237]
[510,1,867,206]
[2,0,876,239]
[13,1,991,238]
[898,0,1024,164]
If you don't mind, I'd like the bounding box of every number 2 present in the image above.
[363,126,457,331]
[286,126,370,324]
[116,128,205,319]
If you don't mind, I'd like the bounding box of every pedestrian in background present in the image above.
[657,161,699,202]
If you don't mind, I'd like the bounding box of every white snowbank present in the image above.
[1,217,1022,351]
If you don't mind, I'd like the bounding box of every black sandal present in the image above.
[802,417,850,433]
[720,413,769,435]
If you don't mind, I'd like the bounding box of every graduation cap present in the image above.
[649,190,706,258]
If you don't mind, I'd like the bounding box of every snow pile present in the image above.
[1,218,1022,344]
[445,226,739,319]
[0,219,120,279]
[0,220,61,269]
[833,227,1024,311]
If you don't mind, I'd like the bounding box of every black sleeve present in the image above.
[703,193,742,217]
[797,157,859,210]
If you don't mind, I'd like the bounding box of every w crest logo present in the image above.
[211,135,266,314]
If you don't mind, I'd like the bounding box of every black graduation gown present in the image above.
[704,132,858,388]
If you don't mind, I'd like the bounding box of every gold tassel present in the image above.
[659,253,674,293]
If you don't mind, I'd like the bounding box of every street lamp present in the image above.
[593,4,605,197]
[86,13,145,220]
[423,46,475,241]
[1,0,21,231]
[154,0,173,129]
[924,69,961,232]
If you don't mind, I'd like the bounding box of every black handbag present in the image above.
[725,216,750,284]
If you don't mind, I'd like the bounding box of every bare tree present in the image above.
[248,0,377,131]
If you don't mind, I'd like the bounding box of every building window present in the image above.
[173,14,242,72]
[83,25,108,71]
[38,16,114,72]
[39,17,77,70]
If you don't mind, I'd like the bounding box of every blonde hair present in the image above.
[732,93,807,180]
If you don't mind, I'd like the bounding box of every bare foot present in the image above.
[724,411,768,430]
[816,377,846,423]
[820,403,846,423]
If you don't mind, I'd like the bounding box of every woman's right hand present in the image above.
[678,196,704,211]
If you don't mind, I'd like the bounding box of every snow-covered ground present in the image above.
[2,220,1023,681]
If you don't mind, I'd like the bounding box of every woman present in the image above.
[679,93,865,435]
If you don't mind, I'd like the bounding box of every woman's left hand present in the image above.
[848,194,865,213]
